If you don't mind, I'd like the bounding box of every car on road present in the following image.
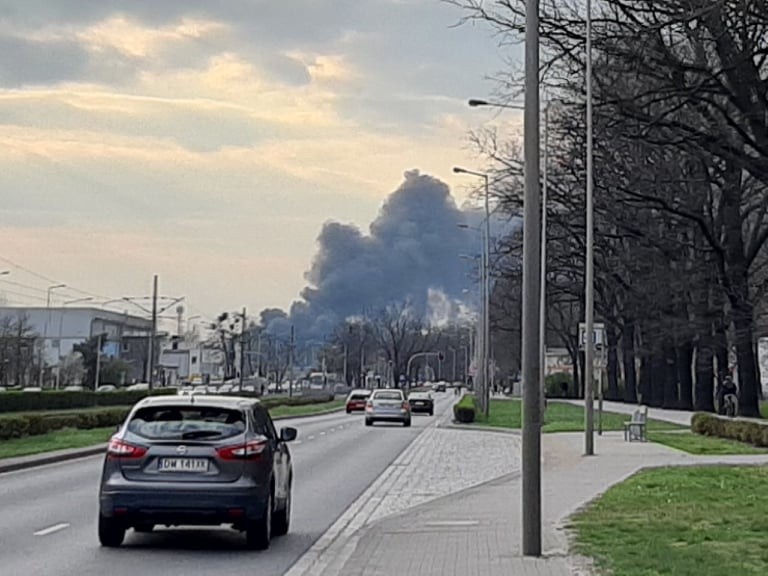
[365,389,411,427]
[433,382,447,393]
[407,391,434,415]
[98,395,297,550]
[96,385,116,393]
[345,389,371,413]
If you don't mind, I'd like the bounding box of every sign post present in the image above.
[579,322,606,438]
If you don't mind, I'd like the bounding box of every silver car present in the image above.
[364,389,411,427]
[98,395,297,550]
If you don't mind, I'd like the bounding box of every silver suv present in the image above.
[98,395,297,550]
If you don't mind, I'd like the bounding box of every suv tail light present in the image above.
[402,401,410,411]
[217,440,267,461]
[107,438,147,459]
[365,401,373,411]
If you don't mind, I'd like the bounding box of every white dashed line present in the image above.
[308,435,316,440]
[34,523,70,537]
[320,432,326,436]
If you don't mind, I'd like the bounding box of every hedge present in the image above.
[0,388,177,413]
[691,412,768,448]
[0,393,338,441]
[0,407,129,441]
[545,373,572,398]
[453,394,477,424]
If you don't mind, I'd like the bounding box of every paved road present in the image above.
[0,393,455,576]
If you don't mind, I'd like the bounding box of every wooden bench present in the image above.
[623,406,648,442]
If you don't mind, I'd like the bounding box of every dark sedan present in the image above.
[407,392,434,415]
[98,395,297,550]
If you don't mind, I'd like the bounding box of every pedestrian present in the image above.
[260,383,265,396]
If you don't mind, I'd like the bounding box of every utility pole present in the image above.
[584,0,596,456]
[522,0,543,557]
[288,325,295,397]
[94,333,103,390]
[239,307,246,393]
[147,274,158,390]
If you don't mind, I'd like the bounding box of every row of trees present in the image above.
[455,0,768,416]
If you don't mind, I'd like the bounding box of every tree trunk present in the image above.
[732,300,761,417]
[662,340,679,409]
[694,328,716,412]
[570,346,580,398]
[677,340,694,410]
[714,321,729,387]
[622,320,638,403]
[648,350,665,408]
[639,353,651,405]
[606,324,620,400]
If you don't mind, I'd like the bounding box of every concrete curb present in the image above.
[439,421,522,435]
[0,406,347,475]
[0,444,107,474]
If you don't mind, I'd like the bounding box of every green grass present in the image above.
[649,431,768,455]
[761,402,768,419]
[570,466,768,576]
[268,399,346,419]
[0,427,113,459]
[475,399,682,433]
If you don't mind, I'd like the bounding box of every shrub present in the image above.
[545,373,572,398]
[0,407,128,440]
[0,388,175,413]
[691,412,768,448]
[453,394,477,424]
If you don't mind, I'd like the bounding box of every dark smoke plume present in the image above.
[264,170,478,339]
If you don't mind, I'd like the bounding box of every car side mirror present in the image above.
[280,427,298,443]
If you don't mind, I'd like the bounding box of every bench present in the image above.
[623,406,648,442]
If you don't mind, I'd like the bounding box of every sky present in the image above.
[0,0,519,327]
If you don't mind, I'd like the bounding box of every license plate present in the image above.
[158,458,209,473]
[414,401,425,406]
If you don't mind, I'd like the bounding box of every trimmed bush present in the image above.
[453,394,477,424]
[0,388,176,413]
[545,373,572,398]
[0,407,129,441]
[691,412,768,448]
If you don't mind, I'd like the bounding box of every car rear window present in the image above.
[349,393,369,400]
[127,405,246,440]
[373,391,403,401]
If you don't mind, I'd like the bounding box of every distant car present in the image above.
[219,384,234,394]
[365,389,411,427]
[408,392,434,416]
[22,387,43,392]
[98,395,297,550]
[97,385,116,393]
[345,389,372,413]
[126,383,150,391]
[434,383,447,393]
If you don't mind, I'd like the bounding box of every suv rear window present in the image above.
[127,405,246,441]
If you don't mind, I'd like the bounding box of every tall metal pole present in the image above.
[239,307,246,392]
[94,332,103,390]
[482,175,491,417]
[584,0,596,456]
[522,0,543,557]
[540,102,550,413]
[288,325,295,397]
[148,274,158,390]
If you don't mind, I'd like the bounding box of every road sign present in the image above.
[578,322,605,351]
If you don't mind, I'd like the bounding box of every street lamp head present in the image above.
[452,166,467,174]
[468,99,489,107]
[50,283,66,290]
[0,270,10,276]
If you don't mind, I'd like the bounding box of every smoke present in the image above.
[263,169,479,339]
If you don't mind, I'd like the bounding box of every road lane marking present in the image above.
[320,432,326,436]
[308,435,315,440]
[34,523,70,536]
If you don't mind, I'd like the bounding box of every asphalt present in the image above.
[0,394,455,576]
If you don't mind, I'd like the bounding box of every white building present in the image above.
[0,306,152,379]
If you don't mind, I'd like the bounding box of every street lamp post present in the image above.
[584,0,596,457]
[40,283,66,388]
[454,167,491,418]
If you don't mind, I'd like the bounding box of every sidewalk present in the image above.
[312,429,768,576]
